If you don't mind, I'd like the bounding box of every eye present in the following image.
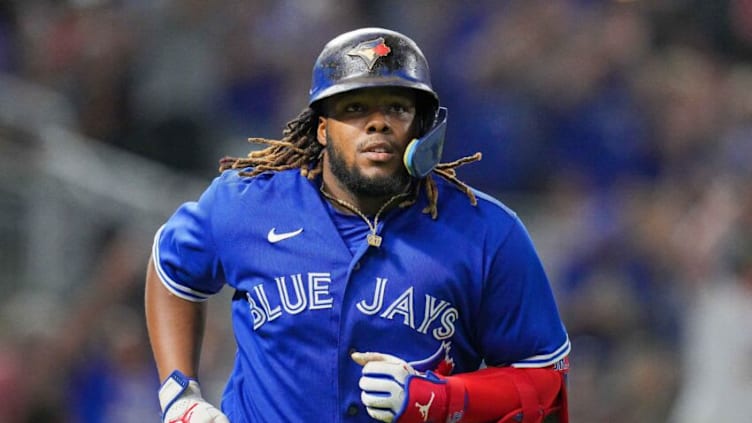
[344,102,365,113]
[387,101,415,119]
[389,103,407,113]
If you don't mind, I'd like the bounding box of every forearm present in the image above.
[144,256,206,381]
[450,365,568,423]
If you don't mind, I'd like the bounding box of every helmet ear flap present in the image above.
[404,107,447,178]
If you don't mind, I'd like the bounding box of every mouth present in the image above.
[360,139,397,162]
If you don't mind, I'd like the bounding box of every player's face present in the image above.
[317,87,418,198]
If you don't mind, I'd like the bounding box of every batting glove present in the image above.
[159,370,230,423]
[352,352,466,423]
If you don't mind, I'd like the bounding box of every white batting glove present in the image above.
[352,352,418,422]
[159,370,230,423]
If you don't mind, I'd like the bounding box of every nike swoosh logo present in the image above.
[267,228,303,243]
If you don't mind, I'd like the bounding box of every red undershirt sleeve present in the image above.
[449,364,568,423]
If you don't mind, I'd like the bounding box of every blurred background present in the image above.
[1,0,751,422]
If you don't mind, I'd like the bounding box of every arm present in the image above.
[354,352,569,423]
[145,255,228,423]
[430,364,568,423]
[144,255,206,381]
[354,206,570,421]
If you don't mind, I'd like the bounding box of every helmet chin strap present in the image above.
[403,107,448,178]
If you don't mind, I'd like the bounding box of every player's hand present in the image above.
[353,351,461,423]
[159,370,230,423]
[352,352,417,422]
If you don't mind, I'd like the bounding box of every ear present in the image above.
[317,116,328,146]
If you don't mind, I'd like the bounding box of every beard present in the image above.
[326,135,411,198]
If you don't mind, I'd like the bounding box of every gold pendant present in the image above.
[367,234,382,248]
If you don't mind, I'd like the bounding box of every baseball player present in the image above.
[145,27,570,423]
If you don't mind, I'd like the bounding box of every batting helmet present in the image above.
[309,27,446,178]
[308,27,439,111]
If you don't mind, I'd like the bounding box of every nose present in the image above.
[366,110,391,134]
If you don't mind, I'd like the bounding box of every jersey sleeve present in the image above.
[152,176,226,302]
[478,215,570,368]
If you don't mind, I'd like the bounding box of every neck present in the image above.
[320,172,410,216]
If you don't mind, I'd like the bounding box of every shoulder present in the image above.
[211,168,309,195]
[471,189,519,220]
[433,177,520,226]
[215,167,297,184]
[430,177,531,251]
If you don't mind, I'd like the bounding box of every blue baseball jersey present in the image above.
[152,168,569,422]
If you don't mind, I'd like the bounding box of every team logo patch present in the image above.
[347,37,391,70]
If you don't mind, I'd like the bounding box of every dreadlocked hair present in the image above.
[218,107,324,179]
[419,152,482,219]
[218,107,482,219]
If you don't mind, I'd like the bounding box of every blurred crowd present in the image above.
[1,1,751,422]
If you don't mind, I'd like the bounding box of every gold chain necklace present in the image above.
[320,185,411,248]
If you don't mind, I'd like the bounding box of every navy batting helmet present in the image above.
[308,27,439,113]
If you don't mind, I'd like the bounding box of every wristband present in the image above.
[396,371,467,423]
[159,370,195,418]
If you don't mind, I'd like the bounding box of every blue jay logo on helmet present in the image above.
[347,37,391,70]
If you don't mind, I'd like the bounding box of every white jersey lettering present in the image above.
[356,277,388,315]
[247,292,267,330]
[247,273,458,340]
[308,272,333,310]
[276,274,307,314]
[417,296,450,334]
[380,286,416,329]
[433,307,458,340]
[254,284,282,322]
